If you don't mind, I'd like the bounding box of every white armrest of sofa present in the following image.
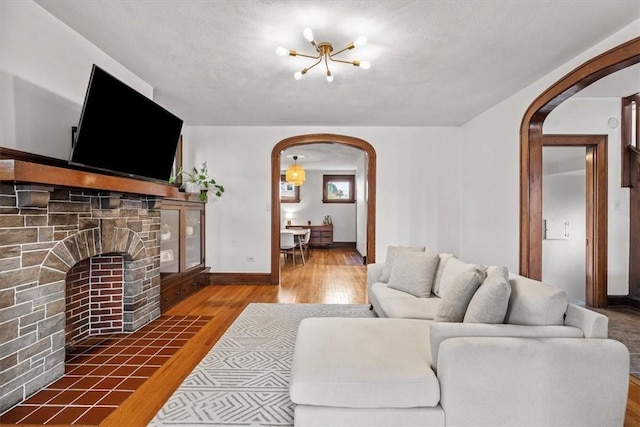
[564,303,608,338]
[367,262,384,288]
[437,336,629,427]
[428,322,583,369]
[367,262,385,307]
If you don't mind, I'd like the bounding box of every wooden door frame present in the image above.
[520,37,640,288]
[542,135,607,307]
[270,134,377,284]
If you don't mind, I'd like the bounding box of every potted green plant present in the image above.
[170,161,224,202]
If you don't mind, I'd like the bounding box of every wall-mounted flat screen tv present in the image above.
[70,64,183,182]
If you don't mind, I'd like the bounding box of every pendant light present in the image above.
[285,155,305,186]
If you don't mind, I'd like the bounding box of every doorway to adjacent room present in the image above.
[270,133,377,285]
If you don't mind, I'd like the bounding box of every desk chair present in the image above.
[299,228,311,261]
[280,230,296,266]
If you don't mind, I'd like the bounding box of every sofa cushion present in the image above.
[432,253,454,297]
[379,245,426,283]
[435,256,483,297]
[290,317,440,408]
[372,282,441,319]
[464,266,511,324]
[428,322,584,369]
[386,248,440,298]
[435,268,486,322]
[504,273,568,326]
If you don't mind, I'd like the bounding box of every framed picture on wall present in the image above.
[280,175,300,203]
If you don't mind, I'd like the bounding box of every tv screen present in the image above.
[70,64,183,182]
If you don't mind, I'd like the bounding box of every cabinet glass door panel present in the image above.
[185,208,203,269]
[160,209,180,273]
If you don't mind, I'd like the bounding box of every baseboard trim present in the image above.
[607,295,640,309]
[309,242,356,249]
[208,273,273,285]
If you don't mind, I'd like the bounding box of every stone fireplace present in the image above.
[0,180,163,412]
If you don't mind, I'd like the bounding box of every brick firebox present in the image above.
[0,183,163,412]
[65,255,125,348]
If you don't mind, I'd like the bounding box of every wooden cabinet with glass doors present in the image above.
[159,199,209,312]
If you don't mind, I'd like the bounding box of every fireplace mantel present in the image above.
[0,148,195,201]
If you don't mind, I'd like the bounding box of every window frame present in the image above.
[280,174,300,203]
[322,174,355,203]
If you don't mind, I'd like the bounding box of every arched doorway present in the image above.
[270,133,377,284]
[520,37,640,307]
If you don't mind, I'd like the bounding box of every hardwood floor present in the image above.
[278,246,367,304]
[628,376,640,427]
[6,247,638,426]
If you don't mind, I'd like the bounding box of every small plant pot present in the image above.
[184,182,201,194]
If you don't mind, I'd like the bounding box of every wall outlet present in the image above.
[246,256,255,262]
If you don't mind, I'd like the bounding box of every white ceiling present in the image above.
[35,0,640,129]
[282,143,364,171]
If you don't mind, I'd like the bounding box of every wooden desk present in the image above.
[288,224,333,247]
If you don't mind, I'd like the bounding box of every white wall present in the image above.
[542,171,586,303]
[0,1,152,160]
[458,97,522,271]
[458,20,639,290]
[181,126,461,273]
[280,169,357,242]
[544,97,631,295]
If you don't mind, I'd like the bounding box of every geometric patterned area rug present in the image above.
[148,303,376,426]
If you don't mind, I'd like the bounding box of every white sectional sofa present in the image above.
[289,248,630,427]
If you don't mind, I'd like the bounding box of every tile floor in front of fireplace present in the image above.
[0,315,212,425]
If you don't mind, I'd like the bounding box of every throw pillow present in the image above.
[435,268,487,322]
[386,248,440,298]
[464,266,511,324]
[379,245,426,283]
[432,253,454,297]
[435,257,483,298]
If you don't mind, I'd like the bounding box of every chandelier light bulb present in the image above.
[303,28,314,42]
[294,71,303,80]
[360,61,371,70]
[326,71,334,82]
[353,36,367,48]
[275,46,289,56]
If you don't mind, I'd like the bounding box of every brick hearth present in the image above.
[0,183,163,412]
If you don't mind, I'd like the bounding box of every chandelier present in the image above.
[276,28,370,82]
[285,155,306,186]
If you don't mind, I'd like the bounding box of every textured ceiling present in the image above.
[282,143,364,171]
[34,0,640,128]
